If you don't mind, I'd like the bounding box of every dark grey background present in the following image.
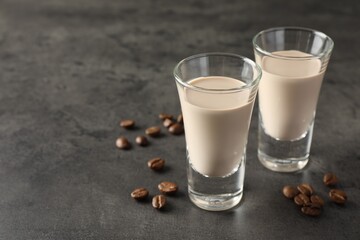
[0,0,359,239]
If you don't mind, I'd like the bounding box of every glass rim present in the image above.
[252,26,334,60]
[173,52,262,93]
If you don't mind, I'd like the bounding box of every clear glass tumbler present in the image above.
[174,53,261,211]
[253,27,334,172]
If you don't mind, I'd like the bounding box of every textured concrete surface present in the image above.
[0,0,359,239]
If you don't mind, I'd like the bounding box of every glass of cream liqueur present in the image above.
[174,53,261,211]
[253,27,334,172]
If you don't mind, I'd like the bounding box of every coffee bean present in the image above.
[323,172,338,186]
[168,123,184,135]
[145,126,161,137]
[159,113,173,121]
[158,181,178,194]
[116,137,131,150]
[301,204,322,217]
[135,135,149,146]
[163,118,174,128]
[294,193,310,206]
[148,157,165,171]
[282,185,299,199]
[120,119,135,129]
[177,114,183,124]
[297,184,314,196]
[310,195,325,206]
[329,189,347,204]
[152,195,166,209]
[131,187,149,200]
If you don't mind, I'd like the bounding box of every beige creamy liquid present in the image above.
[257,50,324,141]
[177,76,255,177]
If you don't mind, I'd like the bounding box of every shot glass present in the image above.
[253,27,334,172]
[174,53,261,211]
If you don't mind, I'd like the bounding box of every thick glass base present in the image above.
[188,188,243,211]
[258,115,314,172]
[258,150,309,172]
[187,153,245,211]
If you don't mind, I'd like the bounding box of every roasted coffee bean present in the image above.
[120,119,135,129]
[323,172,339,186]
[158,181,178,194]
[301,204,322,217]
[177,114,183,124]
[135,135,149,146]
[145,126,161,137]
[148,157,165,171]
[310,195,325,206]
[168,123,184,135]
[131,187,149,200]
[297,184,314,196]
[116,137,131,150]
[329,189,347,204]
[152,195,166,209]
[159,113,173,120]
[294,193,310,206]
[282,185,299,199]
[163,118,174,128]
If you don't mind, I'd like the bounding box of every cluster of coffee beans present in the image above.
[131,181,178,209]
[115,113,184,150]
[116,113,183,210]
[159,113,184,135]
[282,172,347,217]
[283,184,324,216]
[130,156,178,209]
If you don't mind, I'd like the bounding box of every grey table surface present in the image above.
[0,0,359,239]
